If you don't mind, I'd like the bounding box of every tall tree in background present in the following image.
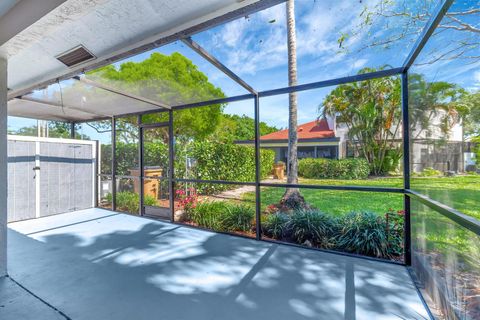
[322,68,402,175]
[86,52,225,143]
[281,0,306,208]
[322,69,467,175]
[408,73,466,140]
[213,114,278,142]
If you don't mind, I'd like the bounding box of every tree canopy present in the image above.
[321,68,467,175]
[9,121,90,139]
[89,52,226,142]
[322,67,402,175]
[213,114,279,142]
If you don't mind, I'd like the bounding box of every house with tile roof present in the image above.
[236,118,341,163]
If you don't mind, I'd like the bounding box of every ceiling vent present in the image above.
[56,45,95,67]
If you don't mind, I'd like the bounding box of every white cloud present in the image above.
[474,70,480,83]
[221,19,247,47]
[353,58,368,69]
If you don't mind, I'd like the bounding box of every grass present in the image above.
[411,175,480,220]
[242,175,480,220]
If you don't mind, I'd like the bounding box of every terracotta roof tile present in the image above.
[260,119,335,140]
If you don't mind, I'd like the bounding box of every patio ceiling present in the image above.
[2,0,280,121]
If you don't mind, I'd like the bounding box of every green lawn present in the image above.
[411,175,480,220]
[242,175,480,220]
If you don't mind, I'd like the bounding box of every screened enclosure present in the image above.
[6,0,480,319]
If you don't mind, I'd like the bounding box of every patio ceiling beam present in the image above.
[17,96,110,118]
[259,67,403,97]
[181,37,257,95]
[402,0,454,71]
[12,98,75,122]
[73,76,171,110]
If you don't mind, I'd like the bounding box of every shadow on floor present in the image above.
[8,212,428,320]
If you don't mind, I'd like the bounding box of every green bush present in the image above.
[107,140,275,194]
[106,191,157,214]
[288,209,337,247]
[416,167,442,177]
[190,201,224,230]
[385,209,405,257]
[189,201,255,233]
[335,212,389,258]
[298,158,370,179]
[262,213,290,239]
[185,140,275,194]
[221,204,255,232]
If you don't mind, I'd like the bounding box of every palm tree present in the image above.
[281,0,306,209]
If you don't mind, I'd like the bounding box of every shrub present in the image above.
[189,201,255,233]
[262,213,290,239]
[190,201,225,230]
[144,194,158,207]
[105,141,275,194]
[221,204,255,232]
[288,209,337,247]
[416,167,442,177]
[175,188,198,219]
[298,158,370,179]
[106,191,156,213]
[473,136,480,166]
[385,209,405,257]
[187,141,275,194]
[336,212,388,258]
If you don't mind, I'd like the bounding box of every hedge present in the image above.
[102,140,275,194]
[298,158,370,179]
[184,140,274,194]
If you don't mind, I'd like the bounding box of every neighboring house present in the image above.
[409,111,465,173]
[236,118,340,163]
[236,114,466,172]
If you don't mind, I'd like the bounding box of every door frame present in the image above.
[139,116,173,219]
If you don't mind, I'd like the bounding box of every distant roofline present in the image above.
[235,137,340,144]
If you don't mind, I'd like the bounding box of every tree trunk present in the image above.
[281,0,306,209]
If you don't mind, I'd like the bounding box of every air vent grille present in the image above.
[56,46,95,67]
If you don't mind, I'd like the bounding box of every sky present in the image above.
[8,0,480,143]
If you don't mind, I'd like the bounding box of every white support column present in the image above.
[0,57,7,276]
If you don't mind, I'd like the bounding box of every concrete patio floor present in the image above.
[4,208,430,320]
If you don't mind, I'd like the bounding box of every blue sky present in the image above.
[9,0,480,143]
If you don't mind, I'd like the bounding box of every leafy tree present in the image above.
[213,114,278,142]
[10,125,37,136]
[408,74,468,140]
[460,91,480,137]
[322,67,402,175]
[86,52,226,143]
[322,69,468,175]
[9,121,89,139]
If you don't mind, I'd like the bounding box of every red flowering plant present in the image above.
[385,208,405,257]
[265,204,278,214]
[176,187,198,218]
